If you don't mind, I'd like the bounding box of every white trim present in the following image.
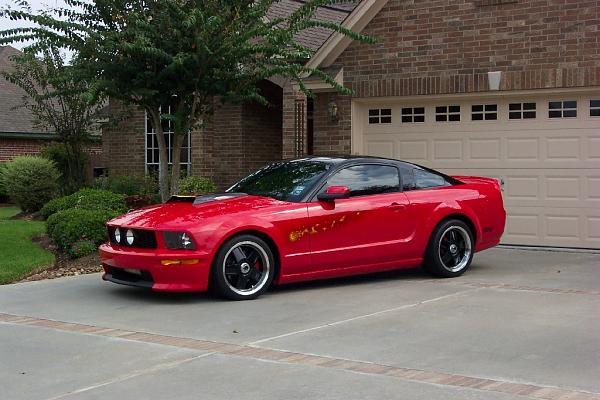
[351,86,600,104]
[305,0,390,70]
[292,68,344,92]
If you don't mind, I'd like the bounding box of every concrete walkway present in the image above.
[1,247,599,400]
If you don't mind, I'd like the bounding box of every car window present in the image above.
[321,164,400,197]
[227,160,329,202]
[413,168,450,189]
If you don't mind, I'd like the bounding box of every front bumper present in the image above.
[99,243,211,292]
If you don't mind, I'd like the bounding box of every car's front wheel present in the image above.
[424,219,474,278]
[212,234,275,300]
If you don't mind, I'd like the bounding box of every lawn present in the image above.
[0,206,55,284]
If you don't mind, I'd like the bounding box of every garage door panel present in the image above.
[546,137,582,161]
[433,140,463,160]
[588,137,600,159]
[358,92,600,248]
[506,138,540,161]
[365,141,395,158]
[468,139,501,161]
[398,140,428,161]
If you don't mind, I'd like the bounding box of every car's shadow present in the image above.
[102,266,442,304]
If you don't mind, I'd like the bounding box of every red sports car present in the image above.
[100,156,505,300]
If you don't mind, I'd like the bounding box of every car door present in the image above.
[306,163,416,272]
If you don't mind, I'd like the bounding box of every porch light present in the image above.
[328,100,338,121]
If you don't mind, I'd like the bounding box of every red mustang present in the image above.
[100,156,505,300]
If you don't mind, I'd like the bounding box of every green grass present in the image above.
[0,207,55,284]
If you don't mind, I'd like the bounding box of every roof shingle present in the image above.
[0,46,50,134]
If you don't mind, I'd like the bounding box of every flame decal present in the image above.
[289,211,361,242]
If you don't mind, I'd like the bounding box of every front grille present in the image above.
[107,227,157,249]
[104,266,153,288]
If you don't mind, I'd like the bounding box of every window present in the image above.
[436,105,460,122]
[145,106,191,174]
[401,107,425,123]
[471,104,497,121]
[324,165,400,197]
[509,102,536,119]
[228,160,329,202]
[368,108,392,124]
[590,100,600,117]
[413,169,450,189]
[549,100,577,118]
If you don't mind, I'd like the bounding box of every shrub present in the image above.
[47,208,119,257]
[41,188,127,220]
[0,163,7,202]
[93,174,158,196]
[41,142,88,194]
[0,156,60,212]
[178,176,217,195]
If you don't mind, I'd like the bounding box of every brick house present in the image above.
[102,0,600,249]
[0,46,56,161]
[0,45,104,172]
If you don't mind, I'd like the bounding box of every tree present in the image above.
[1,48,104,193]
[1,0,374,201]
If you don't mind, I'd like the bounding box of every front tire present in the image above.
[212,234,275,300]
[424,219,474,278]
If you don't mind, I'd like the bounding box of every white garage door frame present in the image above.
[351,87,600,249]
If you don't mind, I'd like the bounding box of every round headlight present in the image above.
[126,229,134,245]
[114,228,121,243]
[181,233,192,249]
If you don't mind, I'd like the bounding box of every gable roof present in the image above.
[267,0,361,51]
[0,45,52,135]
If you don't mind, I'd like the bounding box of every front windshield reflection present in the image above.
[227,161,329,202]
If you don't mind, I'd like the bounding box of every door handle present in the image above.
[389,202,406,210]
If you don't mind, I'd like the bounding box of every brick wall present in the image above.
[312,92,352,155]
[338,0,600,97]
[242,81,283,174]
[0,138,45,161]
[1,138,103,166]
[102,100,146,175]
[103,82,284,189]
[299,0,600,157]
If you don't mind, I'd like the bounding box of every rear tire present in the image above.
[212,234,275,300]
[424,219,474,278]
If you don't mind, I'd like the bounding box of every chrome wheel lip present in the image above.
[223,241,270,296]
[438,226,472,273]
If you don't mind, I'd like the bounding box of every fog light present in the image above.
[161,259,199,266]
[126,229,134,245]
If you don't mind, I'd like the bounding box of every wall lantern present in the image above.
[488,71,502,91]
[328,100,339,121]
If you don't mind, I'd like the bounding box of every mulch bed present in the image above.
[17,234,103,283]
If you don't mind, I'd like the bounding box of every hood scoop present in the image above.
[167,193,247,205]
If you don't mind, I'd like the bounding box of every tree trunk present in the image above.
[170,132,185,196]
[148,107,170,202]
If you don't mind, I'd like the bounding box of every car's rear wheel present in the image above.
[424,219,473,278]
[212,234,275,300]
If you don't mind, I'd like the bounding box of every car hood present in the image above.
[108,194,286,230]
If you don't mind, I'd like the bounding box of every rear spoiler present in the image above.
[451,176,502,191]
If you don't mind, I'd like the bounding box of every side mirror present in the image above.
[317,186,351,202]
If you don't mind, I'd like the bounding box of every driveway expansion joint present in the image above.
[1,312,598,400]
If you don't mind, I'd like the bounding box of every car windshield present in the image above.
[227,160,330,202]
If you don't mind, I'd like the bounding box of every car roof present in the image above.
[282,155,423,169]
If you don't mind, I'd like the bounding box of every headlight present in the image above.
[126,229,134,245]
[114,228,121,243]
[163,231,196,250]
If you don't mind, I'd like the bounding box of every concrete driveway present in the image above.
[1,247,599,400]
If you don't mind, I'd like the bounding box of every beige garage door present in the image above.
[354,91,600,249]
